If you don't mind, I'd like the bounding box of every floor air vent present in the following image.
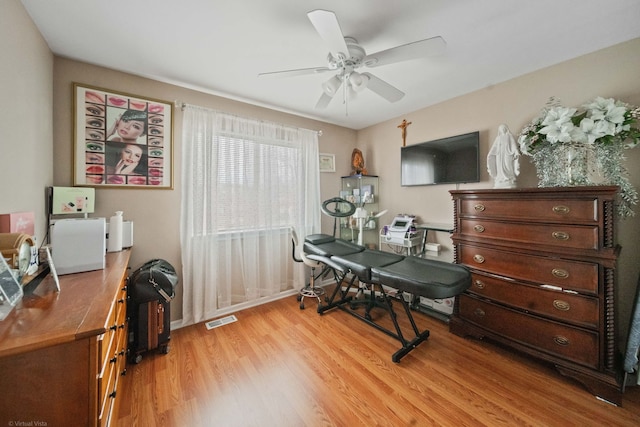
[205,315,238,330]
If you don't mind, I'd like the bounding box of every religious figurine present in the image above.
[487,124,520,188]
[351,148,368,175]
[397,119,412,146]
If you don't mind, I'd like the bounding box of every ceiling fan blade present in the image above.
[307,9,350,59]
[362,73,404,103]
[364,36,446,68]
[258,66,332,79]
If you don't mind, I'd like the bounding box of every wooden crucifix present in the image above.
[397,119,412,146]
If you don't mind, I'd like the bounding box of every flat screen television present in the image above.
[401,131,480,186]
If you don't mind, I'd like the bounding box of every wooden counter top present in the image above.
[0,249,131,358]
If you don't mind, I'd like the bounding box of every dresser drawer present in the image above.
[116,322,127,373]
[115,283,127,322]
[98,305,118,375]
[460,219,599,250]
[459,294,599,369]
[468,272,599,328]
[459,198,598,223]
[98,349,116,422]
[459,244,599,294]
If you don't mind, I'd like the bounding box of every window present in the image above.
[180,106,322,325]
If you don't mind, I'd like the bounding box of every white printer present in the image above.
[51,218,106,275]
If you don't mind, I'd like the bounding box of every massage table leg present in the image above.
[389,292,430,363]
[318,273,358,315]
[322,278,432,362]
[302,235,470,362]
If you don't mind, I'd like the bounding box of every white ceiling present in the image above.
[20,0,640,130]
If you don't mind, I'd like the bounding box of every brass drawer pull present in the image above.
[474,279,485,289]
[474,308,485,317]
[473,254,485,264]
[552,205,570,214]
[473,224,485,233]
[474,204,486,212]
[552,231,569,240]
[553,335,570,346]
[551,268,569,279]
[553,299,571,311]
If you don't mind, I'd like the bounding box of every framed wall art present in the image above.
[319,153,336,173]
[73,83,174,188]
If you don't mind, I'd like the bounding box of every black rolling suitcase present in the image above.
[128,259,178,364]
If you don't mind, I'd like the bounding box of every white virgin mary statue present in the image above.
[487,124,520,189]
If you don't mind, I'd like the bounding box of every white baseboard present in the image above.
[170,288,299,330]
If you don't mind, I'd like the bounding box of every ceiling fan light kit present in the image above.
[259,9,446,114]
[349,72,369,92]
[322,75,343,96]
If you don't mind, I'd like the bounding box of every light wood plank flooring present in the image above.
[115,294,640,426]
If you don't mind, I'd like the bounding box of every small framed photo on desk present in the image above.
[0,254,23,320]
[45,247,60,292]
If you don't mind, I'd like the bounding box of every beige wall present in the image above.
[358,38,640,342]
[0,0,53,242]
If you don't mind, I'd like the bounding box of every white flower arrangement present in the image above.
[519,97,640,154]
[518,97,640,218]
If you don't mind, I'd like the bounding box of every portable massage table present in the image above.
[303,233,471,362]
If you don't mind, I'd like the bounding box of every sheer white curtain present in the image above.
[180,105,321,326]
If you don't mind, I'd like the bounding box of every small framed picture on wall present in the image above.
[319,153,336,173]
[73,83,174,189]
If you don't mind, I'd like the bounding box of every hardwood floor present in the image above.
[115,294,640,426]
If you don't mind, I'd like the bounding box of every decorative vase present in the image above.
[531,142,638,218]
[518,96,640,218]
[532,143,599,188]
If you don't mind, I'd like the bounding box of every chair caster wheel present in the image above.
[300,302,305,310]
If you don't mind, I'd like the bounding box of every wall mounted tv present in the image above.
[401,131,480,186]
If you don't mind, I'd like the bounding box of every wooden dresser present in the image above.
[449,187,621,404]
[0,249,130,426]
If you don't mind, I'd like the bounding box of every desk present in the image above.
[0,250,131,427]
[416,222,454,255]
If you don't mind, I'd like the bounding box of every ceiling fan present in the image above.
[258,9,446,112]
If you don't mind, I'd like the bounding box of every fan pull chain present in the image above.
[343,75,349,116]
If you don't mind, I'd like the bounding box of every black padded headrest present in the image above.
[303,237,365,257]
[304,234,335,245]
